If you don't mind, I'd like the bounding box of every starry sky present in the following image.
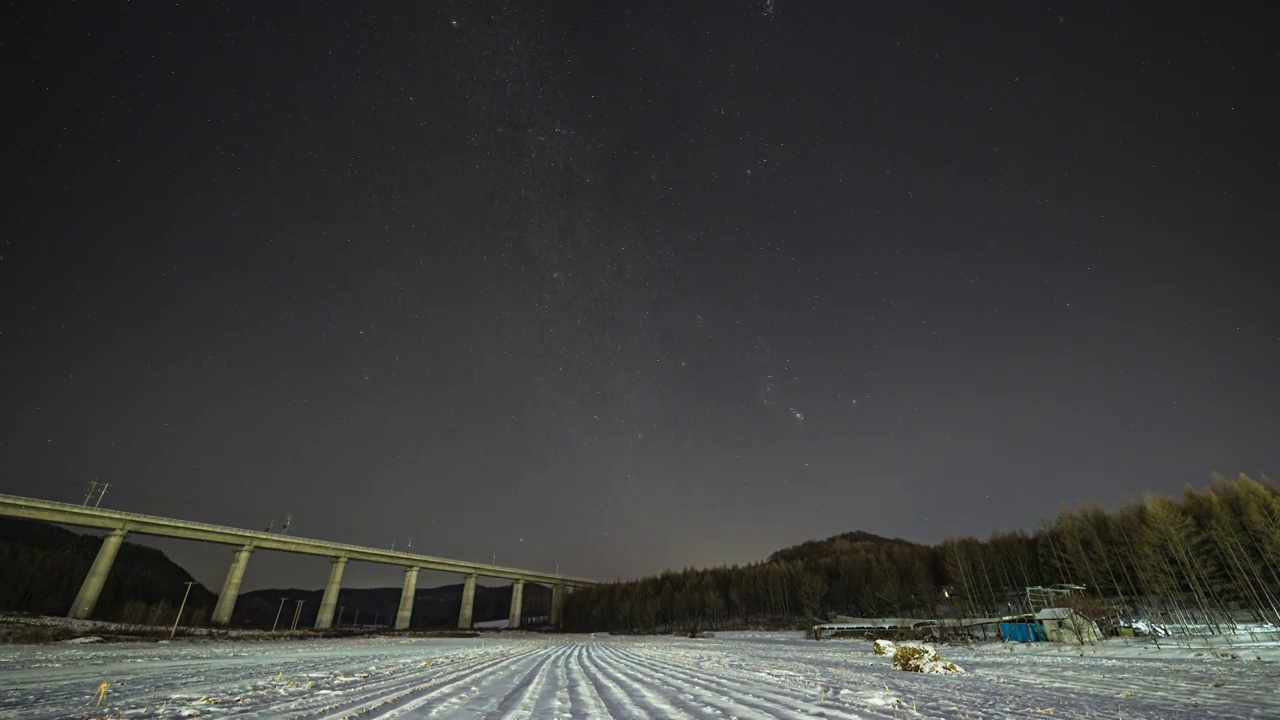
[3,1,1277,593]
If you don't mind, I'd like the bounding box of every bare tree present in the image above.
[799,570,827,620]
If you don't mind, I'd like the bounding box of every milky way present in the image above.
[3,1,1277,591]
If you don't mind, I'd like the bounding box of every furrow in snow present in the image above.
[348,643,553,719]
[586,643,760,719]
[546,637,574,717]
[574,640,677,718]
[563,641,611,717]
[599,642,873,720]
[477,642,571,719]
[5,632,1279,719]
[288,645,543,720]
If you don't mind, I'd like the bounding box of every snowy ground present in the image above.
[1,631,1277,719]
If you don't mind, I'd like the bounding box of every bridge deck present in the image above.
[0,493,594,587]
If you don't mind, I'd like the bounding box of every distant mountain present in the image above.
[233,582,553,629]
[767,530,914,563]
[0,517,217,620]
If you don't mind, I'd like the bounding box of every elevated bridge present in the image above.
[0,493,595,630]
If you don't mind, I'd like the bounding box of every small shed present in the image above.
[1036,607,1104,644]
[1000,620,1048,643]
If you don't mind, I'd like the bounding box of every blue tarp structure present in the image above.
[1000,622,1047,642]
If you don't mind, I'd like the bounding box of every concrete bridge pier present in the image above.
[395,566,419,630]
[457,573,477,629]
[69,528,128,619]
[314,557,347,630]
[508,579,524,629]
[550,583,565,627]
[212,544,254,625]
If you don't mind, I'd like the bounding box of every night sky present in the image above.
[4,1,1277,593]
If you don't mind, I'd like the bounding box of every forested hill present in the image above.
[0,517,217,622]
[767,530,910,563]
[561,473,1280,635]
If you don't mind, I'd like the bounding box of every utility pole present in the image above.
[266,519,275,533]
[82,481,100,506]
[94,483,110,508]
[407,537,412,550]
[353,609,360,626]
[336,606,344,628]
[281,514,292,535]
[171,581,196,638]
[290,600,305,631]
[271,597,288,632]
[391,540,396,552]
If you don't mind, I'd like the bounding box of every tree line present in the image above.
[561,474,1280,635]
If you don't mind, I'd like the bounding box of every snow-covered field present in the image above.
[1,631,1277,718]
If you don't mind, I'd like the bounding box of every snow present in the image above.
[1,631,1277,718]
[60,636,104,644]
